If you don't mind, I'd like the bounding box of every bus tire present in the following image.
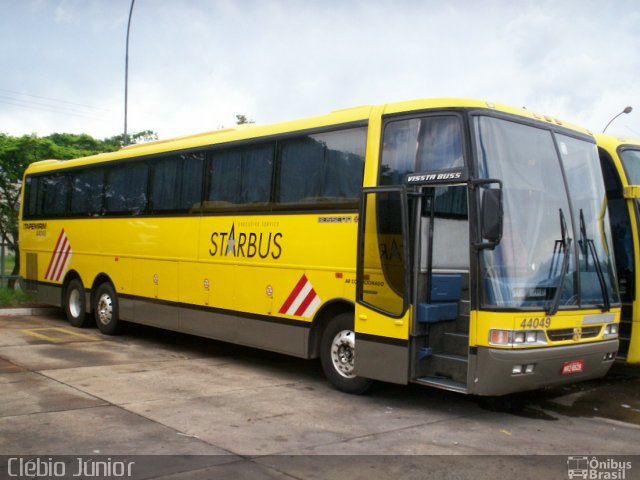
[320,313,373,394]
[64,278,90,328]
[94,282,122,335]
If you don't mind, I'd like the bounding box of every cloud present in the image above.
[1,0,638,138]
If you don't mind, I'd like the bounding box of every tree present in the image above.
[235,114,255,125]
[104,130,158,148]
[0,130,155,289]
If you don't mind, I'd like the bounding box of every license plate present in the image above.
[561,359,584,375]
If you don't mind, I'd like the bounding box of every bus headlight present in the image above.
[489,329,547,346]
[526,331,539,343]
[603,324,618,338]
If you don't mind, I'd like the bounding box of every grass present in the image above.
[0,286,31,307]
[1,250,34,307]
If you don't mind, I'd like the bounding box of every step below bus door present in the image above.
[354,186,412,384]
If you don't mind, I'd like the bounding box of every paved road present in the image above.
[1,312,638,479]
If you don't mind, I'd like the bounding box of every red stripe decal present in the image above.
[294,288,317,317]
[49,237,68,281]
[45,229,66,280]
[53,241,71,281]
[278,274,308,314]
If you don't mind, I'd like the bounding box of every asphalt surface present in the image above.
[1,311,639,479]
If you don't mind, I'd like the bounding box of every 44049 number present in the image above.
[519,317,551,329]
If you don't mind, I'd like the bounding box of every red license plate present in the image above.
[561,359,584,375]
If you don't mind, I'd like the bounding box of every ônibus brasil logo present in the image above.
[567,456,632,479]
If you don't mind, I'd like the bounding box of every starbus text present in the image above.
[209,225,283,259]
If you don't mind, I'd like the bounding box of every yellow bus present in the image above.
[19,98,621,396]
[597,134,640,363]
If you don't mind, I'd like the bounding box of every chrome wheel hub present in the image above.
[68,289,82,318]
[96,293,113,325]
[331,329,356,378]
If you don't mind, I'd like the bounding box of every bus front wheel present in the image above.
[320,313,373,394]
[94,283,122,335]
[64,278,90,328]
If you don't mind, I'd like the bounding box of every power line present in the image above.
[0,88,113,113]
[0,97,107,121]
[0,94,102,116]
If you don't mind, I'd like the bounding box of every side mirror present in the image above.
[480,188,503,245]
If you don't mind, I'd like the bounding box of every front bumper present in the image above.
[469,339,619,396]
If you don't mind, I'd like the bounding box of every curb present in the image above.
[0,307,60,317]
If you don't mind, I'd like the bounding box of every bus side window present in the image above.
[239,144,273,205]
[206,144,274,211]
[150,155,181,212]
[70,169,104,216]
[38,173,69,217]
[150,153,205,213]
[105,163,149,216]
[23,176,38,219]
[180,152,205,211]
[277,128,365,208]
[208,149,242,206]
[279,137,325,204]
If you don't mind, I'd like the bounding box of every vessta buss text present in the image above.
[209,224,283,259]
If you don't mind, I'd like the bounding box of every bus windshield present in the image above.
[475,116,619,310]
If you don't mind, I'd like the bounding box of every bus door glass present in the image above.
[357,187,409,317]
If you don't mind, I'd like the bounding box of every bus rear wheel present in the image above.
[94,282,122,335]
[320,313,373,394]
[64,278,90,328]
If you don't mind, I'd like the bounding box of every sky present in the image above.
[1,0,639,141]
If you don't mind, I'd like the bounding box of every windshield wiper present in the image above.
[547,209,571,315]
[579,209,611,311]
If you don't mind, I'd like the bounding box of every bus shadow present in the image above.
[478,364,640,425]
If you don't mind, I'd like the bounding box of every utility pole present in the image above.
[124,0,136,146]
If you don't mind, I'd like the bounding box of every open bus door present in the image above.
[354,186,412,384]
[354,180,475,391]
